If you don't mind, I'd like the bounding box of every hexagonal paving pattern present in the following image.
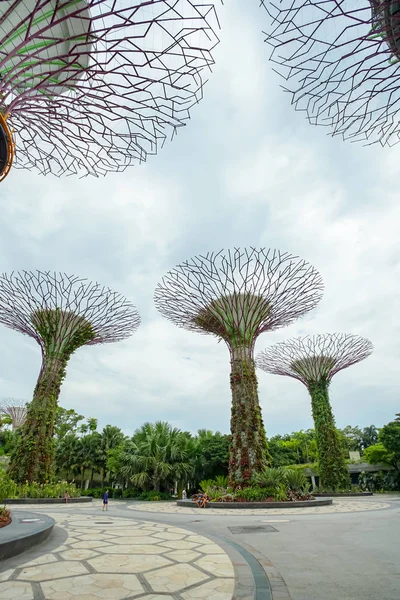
[126,500,391,515]
[1,513,235,600]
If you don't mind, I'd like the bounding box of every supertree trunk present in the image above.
[229,346,271,487]
[307,379,349,491]
[9,353,68,483]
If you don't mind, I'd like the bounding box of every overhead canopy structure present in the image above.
[261,0,400,146]
[0,0,221,179]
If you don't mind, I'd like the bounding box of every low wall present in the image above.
[313,492,373,497]
[176,498,333,509]
[0,510,55,561]
[2,497,93,505]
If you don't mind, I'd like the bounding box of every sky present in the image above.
[0,0,398,438]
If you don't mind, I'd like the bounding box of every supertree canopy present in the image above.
[0,270,140,483]
[262,1,400,146]
[154,248,323,487]
[256,333,373,490]
[0,0,220,181]
[0,398,28,430]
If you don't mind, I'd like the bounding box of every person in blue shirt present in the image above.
[102,490,109,511]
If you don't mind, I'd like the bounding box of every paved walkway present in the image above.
[0,513,236,600]
[2,496,399,600]
[126,498,391,515]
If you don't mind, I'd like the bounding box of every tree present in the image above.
[340,426,363,453]
[76,433,102,488]
[195,432,230,481]
[364,444,396,468]
[361,425,378,450]
[125,422,192,491]
[99,425,126,485]
[55,407,85,439]
[379,420,400,469]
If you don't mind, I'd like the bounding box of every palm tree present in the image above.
[99,425,126,485]
[76,433,102,488]
[124,422,192,492]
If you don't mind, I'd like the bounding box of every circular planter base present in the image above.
[0,510,55,560]
[176,498,333,509]
[2,497,93,504]
[312,492,373,497]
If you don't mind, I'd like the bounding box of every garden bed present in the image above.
[2,496,93,504]
[312,492,373,497]
[0,510,55,561]
[177,498,333,509]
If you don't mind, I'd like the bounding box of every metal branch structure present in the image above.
[0,270,140,483]
[257,334,373,489]
[0,398,28,430]
[155,248,323,487]
[0,1,221,180]
[262,1,400,146]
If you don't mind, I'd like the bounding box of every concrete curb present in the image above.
[176,498,333,509]
[0,510,54,561]
[2,496,93,504]
[313,492,373,497]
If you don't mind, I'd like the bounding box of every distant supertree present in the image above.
[0,271,140,483]
[0,398,28,430]
[261,1,400,146]
[257,334,373,490]
[0,0,220,181]
[155,248,323,487]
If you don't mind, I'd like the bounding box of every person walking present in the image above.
[102,489,109,511]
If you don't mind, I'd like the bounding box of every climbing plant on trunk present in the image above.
[0,270,140,483]
[257,333,373,491]
[155,248,323,487]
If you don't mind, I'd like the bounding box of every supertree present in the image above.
[0,270,140,483]
[256,334,373,490]
[0,398,28,430]
[0,0,221,181]
[154,248,323,487]
[261,1,400,146]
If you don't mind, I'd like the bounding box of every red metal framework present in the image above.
[0,1,221,177]
[0,270,140,348]
[256,333,373,384]
[261,1,400,145]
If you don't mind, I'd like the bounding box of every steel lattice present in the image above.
[0,270,140,349]
[0,398,28,429]
[261,1,400,146]
[0,0,221,177]
[256,333,373,384]
[154,248,323,355]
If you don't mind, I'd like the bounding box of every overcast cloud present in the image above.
[0,0,398,438]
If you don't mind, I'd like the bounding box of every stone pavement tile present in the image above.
[75,534,109,541]
[144,563,209,592]
[88,553,172,573]
[141,596,175,600]
[153,531,187,540]
[195,555,235,577]
[41,573,143,600]
[159,540,200,550]
[18,553,58,567]
[166,550,202,563]
[196,544,226,554]
[100,544,167,555]
[17,560,88,581]
[0,569,16,582]
[69,540,105,549]
[0,581,34,600]
[58,549,101,561]
[181,578,235,600]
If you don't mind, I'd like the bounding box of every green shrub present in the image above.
[137,491,172,501]
[122,488,140,499]
[253,467,286,488]
[199,479,215,494]
[284,468,307,492]
[0,472,17,500]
